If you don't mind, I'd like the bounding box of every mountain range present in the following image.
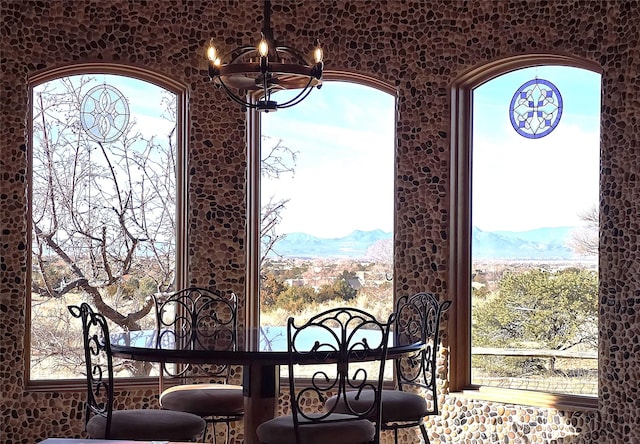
[472,226,577,260]
[269,226,588,260]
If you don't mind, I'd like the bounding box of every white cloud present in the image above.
[472,113,599,232]
[262,88,395,238]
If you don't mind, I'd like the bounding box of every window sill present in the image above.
[25,377,158,393]
[450,387,598,412]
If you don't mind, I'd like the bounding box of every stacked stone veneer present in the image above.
[1,1,638,443]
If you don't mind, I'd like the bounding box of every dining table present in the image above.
[40,440,193,444]
[110,326,424,444]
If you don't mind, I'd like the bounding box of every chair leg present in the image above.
[210,421,219,444]
[202,418,237,444]
[226,421,232,444]
[393,428,399,444]
[201,421,208,443]
[207,420,231,444]
[419,424,431,444]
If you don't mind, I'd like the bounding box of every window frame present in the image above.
[245,71,398,350]
[448,54,601,410]
[26,63,189,390]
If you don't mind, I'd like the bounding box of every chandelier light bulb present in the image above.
[313,41,323,64]
[258,34,269,58]
[207,44,218,63]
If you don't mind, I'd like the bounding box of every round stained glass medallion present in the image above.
[509,78,563,139]
[80,84,130,143]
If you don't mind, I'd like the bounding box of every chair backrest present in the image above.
[153,287,238,383]
[394,292,452,415]
[287,307,396,444]
[68,303,115,437]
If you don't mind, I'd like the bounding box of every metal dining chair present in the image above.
[326,292,452,444]
[380,292,452,443]
[68,303,206,441]
[256,307,397,444]
[153,287,244,443]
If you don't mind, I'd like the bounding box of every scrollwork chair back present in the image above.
[287,307,396,444]
[68,303,115,435]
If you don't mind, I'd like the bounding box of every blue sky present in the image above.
[261,82,396,238]
[264,66,600,236]
[47,67,601,238]
[33,74,172,142]
[472,66,600,232]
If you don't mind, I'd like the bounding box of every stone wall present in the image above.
[1,1,638,443]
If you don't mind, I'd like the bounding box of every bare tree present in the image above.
[259,136,297,266]
[261,136,296,179]
[365,238,393,281]
[568,204,599,256]
[260,196,289,267]
[30,76,295,378]
[31,75,176,376]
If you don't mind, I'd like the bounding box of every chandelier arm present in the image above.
[278,88,314,109]
[215,77,259,110]
[226,46,259,64]
[274,46,315,66]
[276,79,315,109]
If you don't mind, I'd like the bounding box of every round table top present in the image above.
[109,328,423,366]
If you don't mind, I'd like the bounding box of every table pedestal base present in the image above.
[243,364,280,444]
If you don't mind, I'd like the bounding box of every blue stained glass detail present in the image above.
[509,78,563,139]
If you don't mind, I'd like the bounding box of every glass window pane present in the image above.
[470,66,600,396]
[259,82,395,351]
[30,74,178,380]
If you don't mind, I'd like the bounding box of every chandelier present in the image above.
[206,0,324,112]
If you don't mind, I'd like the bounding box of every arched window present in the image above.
[450,56,601,408]
[28,65,187,383]
[247,75,397,353]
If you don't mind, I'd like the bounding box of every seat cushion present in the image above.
[86,408,206,440]
[256,413,375,444]
[159,383,245,416]
[326,389,429,423]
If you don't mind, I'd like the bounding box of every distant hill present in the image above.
[270,229,391,259]
[493,226,574,245]
[269,226,586,260]
[472,226,576,260]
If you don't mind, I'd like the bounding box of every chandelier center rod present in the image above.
[262,0,276,56]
